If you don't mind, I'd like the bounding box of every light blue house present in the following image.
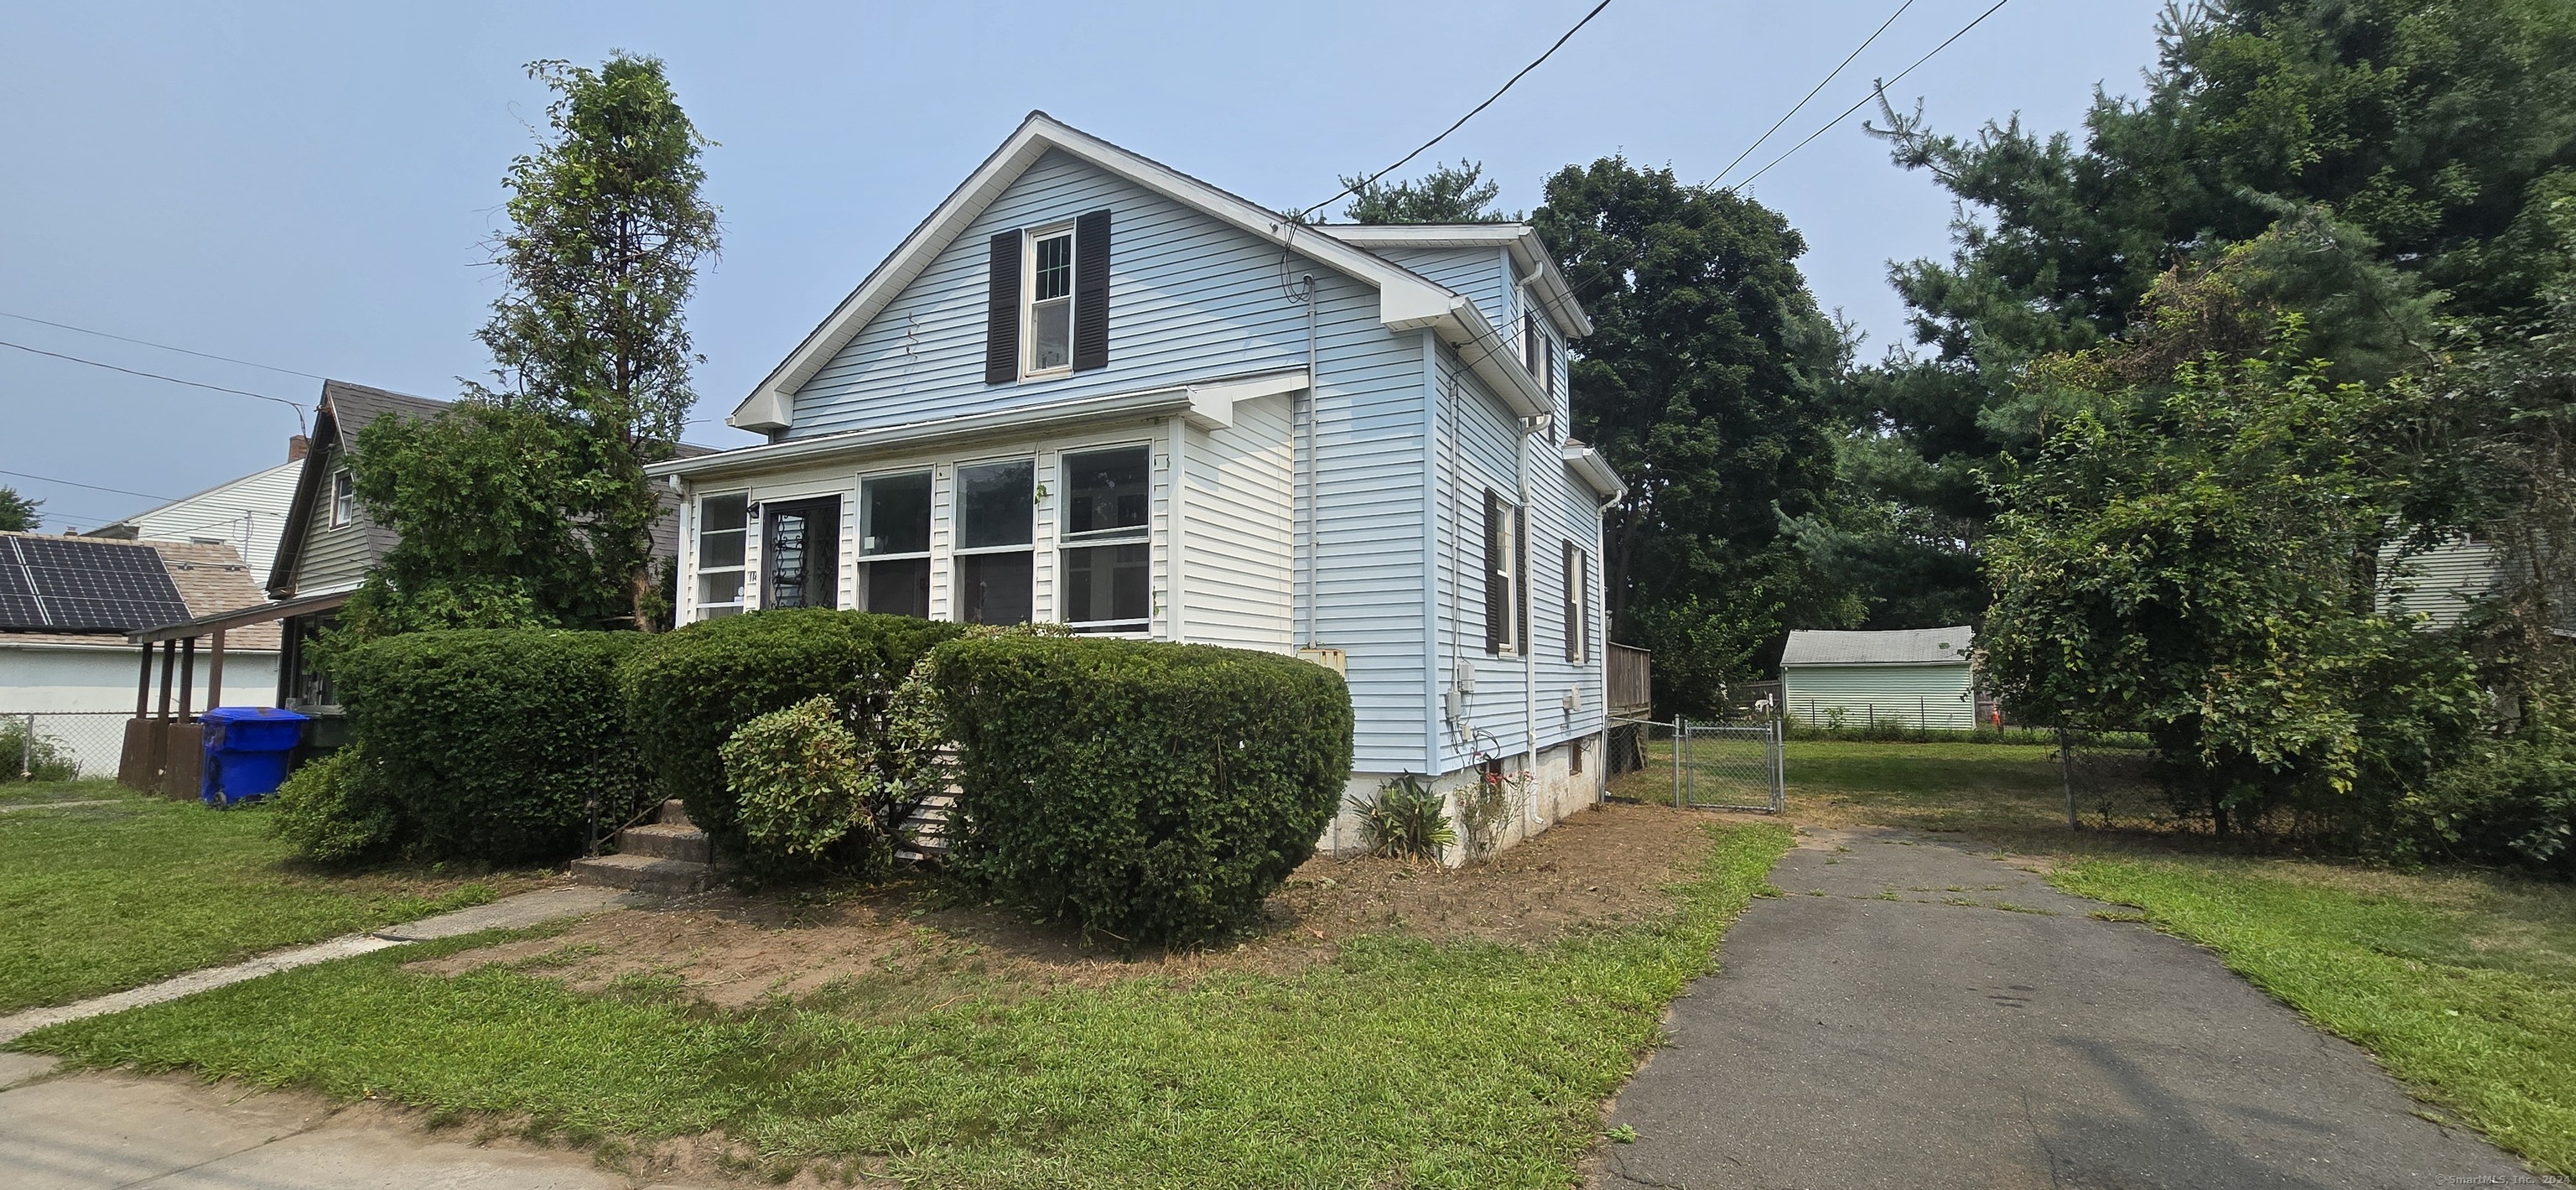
[647,114,1626,856]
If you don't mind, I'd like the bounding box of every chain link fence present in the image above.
[1607,715,1784,813]
[5,711,134,782]
[2053,725,2163,829]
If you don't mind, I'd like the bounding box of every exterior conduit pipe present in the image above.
[1301,273,1319,650]
[1519,412,1540,829]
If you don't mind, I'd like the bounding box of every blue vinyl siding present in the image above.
[1373,246,1513,335]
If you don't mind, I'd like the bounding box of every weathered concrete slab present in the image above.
[1595,826,2532,1189]
[0,1051,61,1089]
[371,885,634,941]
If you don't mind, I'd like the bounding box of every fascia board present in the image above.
[731,112,1459,433]
[667,382,1218,482]
[1181,366,1309,429]
[1561,444,1627,504]
[1444,303,1550,419]
[1318,224,1594,339]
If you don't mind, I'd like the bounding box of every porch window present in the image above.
[858,471,931,617]
[693,493,747,619]
[330,469,354,528]
[955,459,1035,626]
[1024,225,1075,377]
[1061,445,1150,632]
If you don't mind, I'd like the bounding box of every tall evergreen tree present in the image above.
[1341,160,1514,223]
[0,486,40,533]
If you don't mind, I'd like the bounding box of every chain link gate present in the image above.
[1608,715,1784,813]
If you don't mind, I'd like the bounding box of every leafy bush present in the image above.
[332,628,647,865]
[620,609,964,856]
[2404,734,2576,876]
[1350,773,1453,863]
[722,697,871,877]
[931,636,1353,943]
[267,746,401,864]
[0,718,77,782]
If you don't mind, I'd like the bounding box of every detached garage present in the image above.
[1779,626,1976,730]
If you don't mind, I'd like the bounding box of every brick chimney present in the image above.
[288,434,310,462]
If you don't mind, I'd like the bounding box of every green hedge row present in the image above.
[932,636,1353,943]
[330,628,646,865]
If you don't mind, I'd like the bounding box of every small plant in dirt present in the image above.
[1455,758,1532,862]
[1353,772,1454,863]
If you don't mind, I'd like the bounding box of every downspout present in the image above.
[1519,415,1539,811]
[1419,332,1444,777]
[1300,274,1319,649]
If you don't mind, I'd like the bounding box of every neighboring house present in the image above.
[2382,536,2511,629]
[648,113,1627,857]
[86,449,304,579]
[1780,626,1976,730]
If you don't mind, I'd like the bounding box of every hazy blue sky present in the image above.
[2,0,2163,532]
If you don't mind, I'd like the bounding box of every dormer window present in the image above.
[330,469,354,528]
[1025,225,1075,377]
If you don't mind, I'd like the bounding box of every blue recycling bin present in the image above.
[200,706,309,806]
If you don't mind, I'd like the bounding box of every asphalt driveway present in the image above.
[1596,826,2533,1189]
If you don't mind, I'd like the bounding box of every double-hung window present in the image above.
[693,493,748,619]
[1062,445,1150,632]
[858,471,932,618]
[1024,225,1075,377]
[1484,490,1525,655]
[330,469,354,528]
[955,459,1035,626]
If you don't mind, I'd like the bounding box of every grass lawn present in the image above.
[16,821,1794,1188]
[0,780,525,1012]
[1758,739,2575,1177]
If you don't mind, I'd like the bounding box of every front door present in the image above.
[761,497,840,611]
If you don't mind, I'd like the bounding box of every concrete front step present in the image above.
[569,852,709,896]
[657,798,693,827]
[617,823,710,863]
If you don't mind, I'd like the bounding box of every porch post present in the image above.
[134,642,153,719]
[156,640,177,722]
[206,628,226,710]
[177,637,196,722]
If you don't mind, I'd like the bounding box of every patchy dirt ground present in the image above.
[410,800,1723,1010]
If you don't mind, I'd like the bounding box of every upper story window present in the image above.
[858,471,932,618]
[1062,445,1150,632]
[694,493,747,619]
[1562,542,1587,663]
[986,210,1112,385]
[1025,226,1075,377]
[330,469,354,528]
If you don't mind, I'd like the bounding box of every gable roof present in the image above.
[1780,626,1976,668]
[1311,222,1594,339]
[730,112,1557,434]
[267,381,445,595]
[1,533,283,651]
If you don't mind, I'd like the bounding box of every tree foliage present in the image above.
[1533,158,1846,711]
[1341,160,1514,224]
[0,486,39,533]
[345,54,716,640]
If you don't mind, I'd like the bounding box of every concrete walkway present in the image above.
[0,885,633,1043]
[0,1052,713,1188]
[1597,826,2534,1190]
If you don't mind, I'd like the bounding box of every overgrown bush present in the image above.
[621,609,964,856]
[722,696,872,879]
[332,628,647,865]
[1351,773,1453,862]
[932,636,1353,943]
[0,718,77,782]
[2402,734,2576,876]
[267,746,400,864]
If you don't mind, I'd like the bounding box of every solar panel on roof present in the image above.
[0,536,195,633]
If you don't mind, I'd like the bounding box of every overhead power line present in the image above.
[0,468,176,503]
[0,338,310,432]
[1711,0,1917,189]
[1301,0,1614,220]
[0,309,325,380]
[1726,0,2015,194]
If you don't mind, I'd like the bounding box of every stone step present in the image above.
[617,823,710,863]
[569,852,708,896]
[657,798,693,827]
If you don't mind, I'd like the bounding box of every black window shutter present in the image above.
[1072,209,1112,371]
[1515,506,1530,652]
[984,230,1021,384]
[1483,490,1505,653]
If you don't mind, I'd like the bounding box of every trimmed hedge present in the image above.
[931,636,1353,943]
[331,628,647,865]
[620,609,965,855]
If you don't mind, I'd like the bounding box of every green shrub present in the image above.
[722,696,872,878]
[267,746,401,864]
[620,609,964,855]
[2404,734,2576,876]
[931,636,1353,943]
[332,628,647,865]
[1350,772,1454,862]
[0,718,77,782]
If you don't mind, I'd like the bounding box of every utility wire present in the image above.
[1727,0,2013,194]
[1300,0,1614,220]
[0,309,326,380]
[0,338,310,432]
[1711,0,1916,188]
[0,468,176,502]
